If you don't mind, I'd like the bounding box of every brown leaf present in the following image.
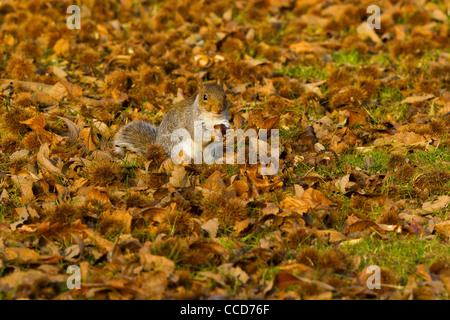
[37,143,65,178]
[409,220,424,236]
[335,174,351,193]
[356,22,381,43]
[10,174,35,203]
[373,132,428,147]
[134,271,168,299]
[346,220,401,235]
[86,188,111,205]
[422,196,450,213]
[139,243,175,278]
[83,228,114,254]
[45,82,68,100]
[4,247,40,264]
[81,127,97,152]
[53,38,70,57]
[400,94,434,104]
[0,270,65,299]
[261,115,280,130]
[259,202,280,222]
[348,110,367,126]
[234,218,255,235]
[275,272,302,291]
[201,218,219,239]
[313,230,347,243]
[435,220,450,238]
[289,41,324,54]
[203,170,226,191]
[140,206,171,224]
[57,78,83,98]
[247,166,283,191]
[197,270,227,287]
[233,179,249,197]
[20,116,56,144]
[55,115,80,147]
[100,209,132,234]
[415,264,432,282]
[37,219,87,243]
[280,188,332,214]
[346,220,380,234]
[169,165,190,188]
[217,263,250,284]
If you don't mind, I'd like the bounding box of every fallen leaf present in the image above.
[37,143,65,178]
[169,165,189,188]
[234,218,255,235]
[217,263,249,284]
[139,243,175,277]
[435,220,450,238]
[400,94,434,104]
[201,218,219,239]
[233,179,249,197]
[0,270,65,299]
[313,230,347,243]
[203,170,226,191]
[4,247,40,264]
[422,196,450,213]
[280,188,332,214]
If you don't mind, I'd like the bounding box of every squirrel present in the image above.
[113,83,230,160]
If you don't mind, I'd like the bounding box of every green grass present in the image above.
[332,49,364,66]
[409,147,450,169]
[378,87,404,104]
[262,265,280,282]
[0,204,13,223]
[294,149,392,180]
[368,52,391,69]
[341,235,450,284]
[341,149,391,173]
[274,64,329,82]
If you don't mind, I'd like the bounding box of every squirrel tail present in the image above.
[113,121,158,156]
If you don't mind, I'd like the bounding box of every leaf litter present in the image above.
[0,0,449,300]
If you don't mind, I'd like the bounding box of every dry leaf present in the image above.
[313,230,347,243]
[435,220,450,238]
[169,165,189,188]
[0,270,65,299]
[37,143,65,178]
[401,94,434,104]
[280,188,332,214]
[422,196,450,213]
[234,218,255,235]
[201,218,219,238]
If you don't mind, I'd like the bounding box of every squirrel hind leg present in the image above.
[113,121,158,156]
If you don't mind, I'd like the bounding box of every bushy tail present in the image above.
[113,121,158,156]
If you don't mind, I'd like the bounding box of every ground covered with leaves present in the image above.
[0,0,449,300]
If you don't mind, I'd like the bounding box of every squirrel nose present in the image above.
[213,103,223,113]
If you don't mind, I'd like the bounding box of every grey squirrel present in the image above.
[113,83,230,159]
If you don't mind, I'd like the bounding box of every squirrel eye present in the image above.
[203,94,208,101]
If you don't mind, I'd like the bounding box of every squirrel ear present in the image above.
[217,78,223,87]
[197,80,203,90]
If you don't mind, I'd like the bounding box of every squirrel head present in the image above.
[197,83,228,115]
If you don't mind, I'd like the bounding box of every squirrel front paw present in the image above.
[214,123,228,136]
